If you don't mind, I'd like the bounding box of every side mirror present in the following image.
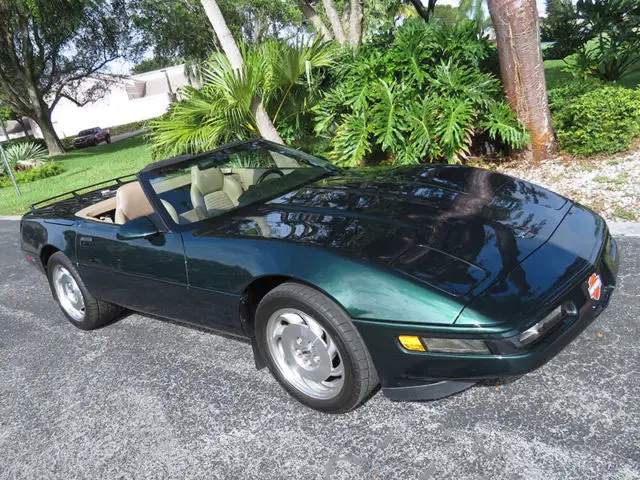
[117,216,159,240]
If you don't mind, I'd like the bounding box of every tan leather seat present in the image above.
[190,166,243,219]
[115,181,154,224]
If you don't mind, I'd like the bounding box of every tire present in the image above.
[105,135,111,144]
[255,282,379,413]
[46,252,121,330]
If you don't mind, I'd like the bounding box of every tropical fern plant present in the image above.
[149,39,335,159]
[314,20,528,166]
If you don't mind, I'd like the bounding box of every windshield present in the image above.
[78,128,97,136]
[142,142,335,226]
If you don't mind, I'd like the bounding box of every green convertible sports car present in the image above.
[20,139,619,413]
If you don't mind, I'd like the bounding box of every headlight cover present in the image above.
[517,302,577,346]
[421,337,491,354]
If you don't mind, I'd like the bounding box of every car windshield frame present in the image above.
[136,139,340,233]
[78,128,97,136]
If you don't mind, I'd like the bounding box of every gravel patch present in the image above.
[494,150,640,222]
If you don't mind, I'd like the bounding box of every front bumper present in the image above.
[73,138,94,147]
[354,235,619,402]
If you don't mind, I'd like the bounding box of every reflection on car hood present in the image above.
[199,165,571,299]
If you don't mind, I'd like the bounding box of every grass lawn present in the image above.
[0,134,153,215]
[544,58,640,89]
[544,59,573,88]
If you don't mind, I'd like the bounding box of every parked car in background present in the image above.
[72,127,111,148]
[20,139,619,413]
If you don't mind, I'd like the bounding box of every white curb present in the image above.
[608,222,640,237]
[0,216,21,221]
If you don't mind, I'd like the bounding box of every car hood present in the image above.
[196,165,572,300]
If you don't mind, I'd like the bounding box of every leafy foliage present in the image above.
[149,39,335,158]
[131,56,179,74]
[0,162,63,187]
[0,102,13,122]
[313,20,528,166]
[130,0,303,62]
[550,82,640,156]
[540,0,582,60]
[558,0,640,81]
[0,0,132,153]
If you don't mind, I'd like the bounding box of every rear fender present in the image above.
[21,217,78,266]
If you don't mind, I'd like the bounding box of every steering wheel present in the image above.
[256,168,285,184]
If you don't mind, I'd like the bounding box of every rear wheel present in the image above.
[47,252,121,330]
[255,282,378,413]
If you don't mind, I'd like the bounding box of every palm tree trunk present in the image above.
[200,0,284,144]
[488,0,555,161]
[347,0,364,48]
[323,0,347,44]
[296,0,334,41]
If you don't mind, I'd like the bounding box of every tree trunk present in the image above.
[0,117,9,142]
[200,0,284,144]
[488,0,555,162]
[409,0,431,22]
[35,112,64,155]
[296,0,334,41]
[348,0,364,48]
[323,0,347,45]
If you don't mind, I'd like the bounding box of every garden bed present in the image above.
[493,148,640,222]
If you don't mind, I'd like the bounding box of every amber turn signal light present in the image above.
[398,335,426,352]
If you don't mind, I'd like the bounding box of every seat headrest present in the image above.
[192,166,224,196]
[115,181,154,224]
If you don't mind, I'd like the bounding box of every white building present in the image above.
[45,64,192,139]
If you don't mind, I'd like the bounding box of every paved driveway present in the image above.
[0,219,638,480]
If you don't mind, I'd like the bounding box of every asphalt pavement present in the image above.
[0,219,638,479]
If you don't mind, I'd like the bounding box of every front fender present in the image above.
[184,235,464,325]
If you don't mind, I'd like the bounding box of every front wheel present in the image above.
[47,252,121,330]
[255,282,379,413]
[105,135,111,144]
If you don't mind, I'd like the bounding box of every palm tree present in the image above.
[200,0,283,144]
[487,0,555,161]
[149,39,335,158]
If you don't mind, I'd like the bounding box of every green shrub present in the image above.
[551,84,640,156]
[0,162,63,188]
[107,120,149,136]
[60,136,75,151]
[0,136,46,151]
[547,77,605,110]
[314,20,528,166]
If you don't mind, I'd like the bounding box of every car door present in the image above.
[180,228,248,336]
[76,219,194,322]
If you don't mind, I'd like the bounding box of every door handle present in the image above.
[79,236,93,246]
